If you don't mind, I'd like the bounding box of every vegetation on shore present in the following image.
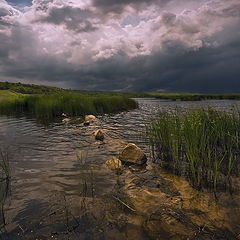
[2,81,240,101]
[149,93,240,101]
[0,92,138,122]
[147,108,240,191]
[0,81,64,95]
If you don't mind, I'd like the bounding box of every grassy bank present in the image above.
[0,92,138,122]
[149,93,240,101]
[147,108,240,191]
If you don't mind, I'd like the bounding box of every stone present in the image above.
[94,130,104,141]
[142,206,195,240]
[62,118,71,123]
[119,143,147,165]
[62,113,67,117]
[83,121,90,126]
[85,115,96,122]
[106,157,122,171]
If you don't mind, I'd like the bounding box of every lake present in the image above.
[0,98,240,239]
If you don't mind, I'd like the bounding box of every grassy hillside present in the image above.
[0,90,25,102]
[0,82,65,94]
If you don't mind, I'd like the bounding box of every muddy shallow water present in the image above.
[0,98,240,240]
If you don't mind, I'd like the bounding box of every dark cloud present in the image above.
[0,0,240,93]
[92,0,170,14]
[34,6,98,33]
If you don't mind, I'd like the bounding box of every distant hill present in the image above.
[0,81,66,94]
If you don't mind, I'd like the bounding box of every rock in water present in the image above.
[119,143,147,165]
[62,118,71,123]
[85,115,96,122]
[83,121,90,126]
[94,130,104,141]
[106,157,122,171]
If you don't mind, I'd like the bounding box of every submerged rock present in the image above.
[119,143,147,165]
[85,115,96,122]
[62,118,71,123]
[94,130,104,141]
[142,206,196,240]
[106,157,123,171]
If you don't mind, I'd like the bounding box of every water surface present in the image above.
[0,98,240,239]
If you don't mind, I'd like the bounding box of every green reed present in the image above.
[147,108,240,191]
[0,92,138,123]
[0,150,11,181]
[76,151,95,199]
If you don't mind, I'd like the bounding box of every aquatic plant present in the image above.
[76,151,95,199]
[0,150,11,181]
[0,92,138,123]
[147,108,240,191]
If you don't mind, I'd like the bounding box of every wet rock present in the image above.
[95,130,104,141]
[131,172,180,197]
[61,113,67,117]
[119,143,147,165]
[106,157,123,171]
[85,115,96,123]
[142,206,196,240]
[84,121,90,126]
[62,118,71,123]
[71,117,83,123]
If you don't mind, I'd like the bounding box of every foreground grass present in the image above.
[147,108,240,191]
[0,92,138,122]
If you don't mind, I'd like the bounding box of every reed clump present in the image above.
[0,92,138,122]
[0,150,11,181]
[147,108,240,191]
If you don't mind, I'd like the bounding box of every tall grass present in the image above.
[0,150,11,181]
[147,108,240,191]
[0,92,138,122]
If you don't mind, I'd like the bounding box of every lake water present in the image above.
[0,99,240,239]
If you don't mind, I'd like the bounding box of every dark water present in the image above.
[0,98,240,239]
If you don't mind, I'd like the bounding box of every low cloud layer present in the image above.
[0,0,240,92]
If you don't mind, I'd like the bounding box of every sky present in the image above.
[0,0,239,92]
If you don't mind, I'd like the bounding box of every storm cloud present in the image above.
[0,0,240,92]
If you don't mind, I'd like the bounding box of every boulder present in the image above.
[83,121,90,126]
[106,157,122,171]
[94,130,104,141]
[85,115,96,123]
[119,143,147,165]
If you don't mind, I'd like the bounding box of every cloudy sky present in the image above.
[0,0,239,92]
